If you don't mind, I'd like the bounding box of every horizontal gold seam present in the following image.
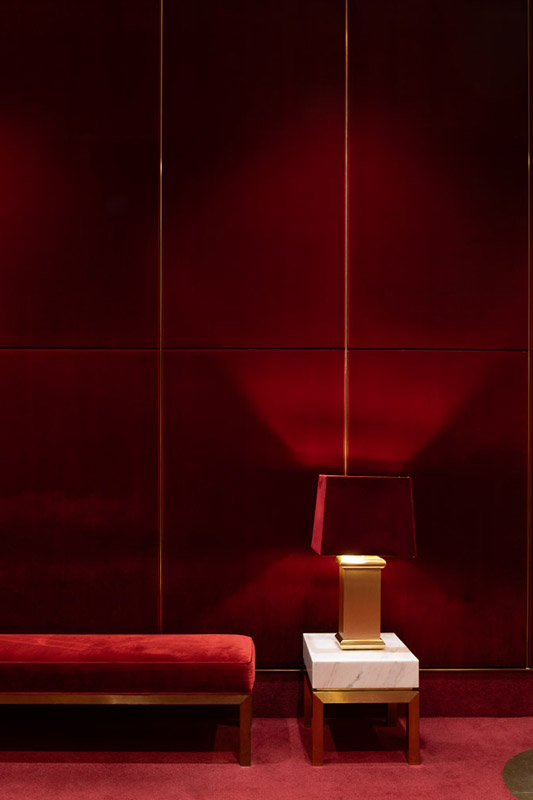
[256,667,532,674]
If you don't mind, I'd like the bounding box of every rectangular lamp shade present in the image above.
[311,475,416,557]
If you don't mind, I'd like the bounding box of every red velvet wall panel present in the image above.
[0,0,529,680]
[159,0,529,672]
[348,0,527,349]
[0,351,159,632]
[348,350,528,667]
[162,350,343,665]
[0,1,159,347]
[163,0,345,347]
[0,3,160,630]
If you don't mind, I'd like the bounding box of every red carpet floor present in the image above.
[0,713,529,799]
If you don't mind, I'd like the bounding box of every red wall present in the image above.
[0,0,160,631]
[0,1,529,672]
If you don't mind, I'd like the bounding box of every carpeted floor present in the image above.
[0,710,527,799]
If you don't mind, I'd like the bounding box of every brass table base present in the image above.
[335,633,385,650]
[303,672,420,766]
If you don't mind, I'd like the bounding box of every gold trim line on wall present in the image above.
[343,0,349,477]
[158,0,164,634]
[255,667,533,674]
[526,0,532,669]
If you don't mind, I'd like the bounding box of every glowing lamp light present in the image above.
[338,555,371,566]
[312,475,416,650]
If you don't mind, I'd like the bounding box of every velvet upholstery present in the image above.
[0,635,255,694]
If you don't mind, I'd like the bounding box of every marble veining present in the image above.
[303,632,419,689]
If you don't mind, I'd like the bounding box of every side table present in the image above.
[303,632,420,765]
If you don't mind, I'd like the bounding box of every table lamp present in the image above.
[311,475,416,650]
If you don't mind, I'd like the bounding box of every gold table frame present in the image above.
[303,672,420,766]
[0,692,252,766]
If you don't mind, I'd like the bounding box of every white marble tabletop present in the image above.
[303,632,419,690]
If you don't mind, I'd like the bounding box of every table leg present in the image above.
[303,672,312,728]
[239,694,252,766]
[311,692,324,766]
[387,702,398,727]
[406,692,421,765]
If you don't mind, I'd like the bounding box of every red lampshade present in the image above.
[311,475,417,557]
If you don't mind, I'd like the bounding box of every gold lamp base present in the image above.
[335,633,385,650]
[336,555,386,650]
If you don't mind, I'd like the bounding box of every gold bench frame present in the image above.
[0,692,252,766]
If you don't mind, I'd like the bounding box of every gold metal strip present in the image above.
[158,0,164,634]
[0,693,248,706]
[421,667,531,673]
[315,689,417,704]
[256,667,532,673]
[527,0,531,670]
[343,0,349,476]
[314,687,416,693]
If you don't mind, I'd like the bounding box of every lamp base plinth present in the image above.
[336,555,386,651]
[335,632,385,650]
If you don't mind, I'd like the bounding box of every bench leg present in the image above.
[239,694,252,766]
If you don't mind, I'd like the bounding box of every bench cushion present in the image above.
[0,634,255,694]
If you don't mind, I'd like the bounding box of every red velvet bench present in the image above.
[0,634,255,765]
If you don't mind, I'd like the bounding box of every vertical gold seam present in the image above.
[527,0,531,668]
[158,0,164,634]
[343,0,349,477]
